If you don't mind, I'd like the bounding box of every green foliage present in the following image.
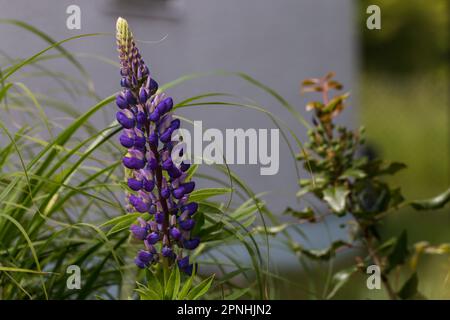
[0,21,307,300]
[326,266,358,299]
[1,18,447,301]
[135,265,214,300]
[286,72,450,299]
[359,71,448,301]
[397,272,419,300]
[410,188,450,211]
[386,230,409,273]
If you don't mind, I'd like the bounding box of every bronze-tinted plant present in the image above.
[286,72,450,299]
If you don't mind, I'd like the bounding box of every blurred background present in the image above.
[285,0,449,300]
[0,0,448,299]
[0,0,357,219]
[354,0,449,299]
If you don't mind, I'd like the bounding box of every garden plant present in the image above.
[0,17,448,300]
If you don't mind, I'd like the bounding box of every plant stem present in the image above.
[144,103,171,248]
[151,144,171,247]
[362,226,397,300]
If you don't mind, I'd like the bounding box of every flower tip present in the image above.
[116,17,132,45]
[116,17,127,31]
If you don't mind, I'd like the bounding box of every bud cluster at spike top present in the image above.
[115,17,199,275]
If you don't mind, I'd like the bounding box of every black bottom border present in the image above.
[0,300,448,319]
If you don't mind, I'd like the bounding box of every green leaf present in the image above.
[146,269,164,299]
[0,266,50,275]
[189,188,232,202]
[191,212,205,237]
[283,207,315,221]
[291,240,350,260]
[323,186,349,214]
[185,164,198,182]
[389,187,405,208]
[198,201,224,214]
[0,19,93,83]
[230,201,262,221]
[377,237,397,254]
[225,287,251,300]
[165,266,180,300]
[398,273,419,300]
[299,178,312,187]
[172,267,181,300]
[231,71,311,129]
[326,267,358,299]
[0,30,101,81]
[100,213,141,228]
[410,188,450,211]
[107,220,138,236]
[217,268,251,284]
[323,92,349,113]
[387,230,409,272]
[253,223,290,236]
[136,282,161,300]
[196,221,225,241]
[240,214,256,228]
[301,78,320,86]
[177,270,195,299]
[339,168,367,180]
[136,289,159,300]
[0,82,13,103]
[422,243,450,255]
[379,162,407,175]
[305,101,324,111]
[0,213,48,298]
[328,80,343,90]
[186,275,215,300]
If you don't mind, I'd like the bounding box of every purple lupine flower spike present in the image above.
[116,17,199,273]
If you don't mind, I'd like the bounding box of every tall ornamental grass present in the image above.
[0,18,448,300]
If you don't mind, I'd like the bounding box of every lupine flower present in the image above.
[115,17,198,274]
